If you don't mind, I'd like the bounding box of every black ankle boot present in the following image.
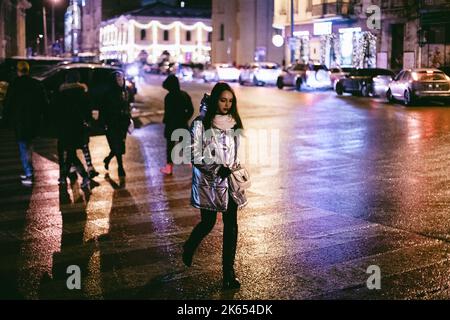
[223,268,240,289]
[182,243,193,267]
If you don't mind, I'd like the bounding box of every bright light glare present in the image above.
[127,65,139,77]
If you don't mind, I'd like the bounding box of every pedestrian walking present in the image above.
[182,82,248,290]
[102,71,131,177]
[55,70,93,189]
[2,61,47,186]
[160,74,194,175]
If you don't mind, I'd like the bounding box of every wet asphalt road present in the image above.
[2,76,450,299]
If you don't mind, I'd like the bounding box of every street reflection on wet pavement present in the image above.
[2,79,450,299]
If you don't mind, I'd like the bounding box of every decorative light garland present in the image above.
[353,31,377,68]
[131,20,212,32]
[299,35,309,64]
[100,17,212,63]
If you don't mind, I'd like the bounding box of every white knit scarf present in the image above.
[212,114,236,131]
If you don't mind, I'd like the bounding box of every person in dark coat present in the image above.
[55,70,92,189]
[160,74,194,175]
[2,61,47,186]
[102,71,131,177]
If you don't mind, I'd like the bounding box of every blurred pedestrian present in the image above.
[102,71,131,177]
[2,61,47,186]
[160,74,194,175]
[54,70,92,189]
[182,83,247,290]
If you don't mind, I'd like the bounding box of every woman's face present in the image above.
[116,73,125,87]
[217,90,234,115]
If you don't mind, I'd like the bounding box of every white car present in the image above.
[239,62,282,86]
[387,68,450,105]
[203,63,241,83]
[277,63,332,91]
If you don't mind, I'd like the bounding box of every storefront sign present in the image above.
[314,22,332,35]
[293,30,310,37]
[339,27,362,33]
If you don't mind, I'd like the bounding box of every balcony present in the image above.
[311,1,353,18]
[420,0,450,11]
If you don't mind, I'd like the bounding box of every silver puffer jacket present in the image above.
[190,119,248,212]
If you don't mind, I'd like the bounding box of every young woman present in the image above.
[182,82,248,290]
[102,71,131,177]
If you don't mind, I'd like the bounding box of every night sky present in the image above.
[25,0,212,54]
[26,0,70,52]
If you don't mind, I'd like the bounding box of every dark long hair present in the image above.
[203,82,243,130]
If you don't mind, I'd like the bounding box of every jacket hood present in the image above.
[162,74,180,92]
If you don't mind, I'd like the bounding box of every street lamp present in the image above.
[51,0,59,46]
[42,0,59,56]
[42,5,48,55]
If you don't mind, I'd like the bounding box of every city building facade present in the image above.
[0,0,31,59]
[211,0,284,65]
[274,0,379,68]
[64,0,141,55]
[274,0,450,70]
[99,2,212,63]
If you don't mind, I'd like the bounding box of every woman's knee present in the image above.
[200,211,217,231]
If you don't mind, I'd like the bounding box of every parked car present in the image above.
[276,63,332,90]
[239,62,282,86]
[386,68,450,106]
[175,63,194,81]
[100,58,124,68]
[0,56,70,120]
[202,63,241,83]
[329,67,354,90]
[335,68,395,97]
[34,63,135,136]
[372,74,395,97]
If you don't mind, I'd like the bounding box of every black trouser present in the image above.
[58,141,93,175]
[58,141,88,180]
[65,149,88,179]
[184,197,238,272]
[166,138,176,164]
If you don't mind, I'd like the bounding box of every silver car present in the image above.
[277,63,332,91]
[387,68,450,106]
[239,62,281,86]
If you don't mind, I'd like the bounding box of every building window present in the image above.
[164,30,169,41]
[186,30,191,42]
[425,25,445,43]
[220,24,224,41]
[140,29,146,40]
[208,31,212,43]
[306,0,312,12]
